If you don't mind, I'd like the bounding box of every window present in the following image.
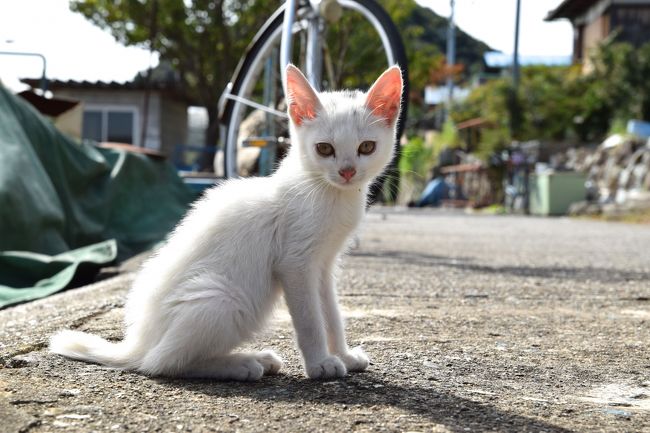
[82,111,102,142]
[81,106,138,145]
[107,112,134,143]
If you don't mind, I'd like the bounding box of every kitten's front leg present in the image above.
[280,271,347,379]
[320,268,370,373]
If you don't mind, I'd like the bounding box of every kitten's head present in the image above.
[285,64,402,190]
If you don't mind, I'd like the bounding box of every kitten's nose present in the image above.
[338,166,357,181]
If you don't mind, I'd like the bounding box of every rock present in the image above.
[603,134,625,149]
[604,164,621,193]
[545,136,650,211]
[568,201,601,216]
[625,190,650,211]
[632,163,648,190]
[618,166,634,190]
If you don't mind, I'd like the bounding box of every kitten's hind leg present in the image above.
[254,349,283,375]
[186,352,282,381]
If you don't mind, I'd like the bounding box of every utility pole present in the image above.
[513,0,521,90]
[511,0,528,214]
[446,0,456,109]
[509,0,523,140]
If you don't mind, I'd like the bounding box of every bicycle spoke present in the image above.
[223,93,288,118]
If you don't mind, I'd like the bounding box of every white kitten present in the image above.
[50,64,403,381]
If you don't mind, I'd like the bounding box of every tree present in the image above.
[70,0,281,159]
[588,40,650,124]
[71,0,492,163]
[450,39,650,160]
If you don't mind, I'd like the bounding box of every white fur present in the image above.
[50,66,401,380]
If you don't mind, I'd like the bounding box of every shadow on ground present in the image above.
[156,373,572,433]
[351,250,649,283]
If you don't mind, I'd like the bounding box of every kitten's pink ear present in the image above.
[365,66,403,126]
[285,64,322,126]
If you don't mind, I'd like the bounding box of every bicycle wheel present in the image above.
[218,0,409,188]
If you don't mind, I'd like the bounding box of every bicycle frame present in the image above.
[281,0,327,92]
[219,0,407,179]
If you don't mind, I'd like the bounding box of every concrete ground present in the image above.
[1,209,650,432]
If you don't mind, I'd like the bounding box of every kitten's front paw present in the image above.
[306,355,347,380]
[339,346,370,372]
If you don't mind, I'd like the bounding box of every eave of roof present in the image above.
[545,0,596,21]
[21,78,173,91]
[18,90,79,117]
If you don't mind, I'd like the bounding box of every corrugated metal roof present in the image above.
[20,78,177,91]
[484,51,572,68]
[19,77,192,104]
[424,86,471,105]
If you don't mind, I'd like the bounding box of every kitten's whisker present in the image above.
[367,117,385,127]
[305,179,327,211]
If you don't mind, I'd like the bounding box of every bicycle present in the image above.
[216,0,409,188]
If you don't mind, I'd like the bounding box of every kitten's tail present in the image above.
[49,330,138,369]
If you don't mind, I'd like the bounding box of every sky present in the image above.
[415,0,573,56]
[0,0,157,92]
[0,0,573,93]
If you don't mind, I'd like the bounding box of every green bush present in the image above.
[399,136,433,182]
[451,40,650,159]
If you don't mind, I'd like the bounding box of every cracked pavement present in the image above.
[1,208,650,432]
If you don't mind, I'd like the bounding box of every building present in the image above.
[478,51,573,82]
[18,90,83,140]
[546,0,650,65]
[22,66,190,157]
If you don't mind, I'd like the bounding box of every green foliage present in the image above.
[430,118,461,161]
[589,40,650,124]
[379,0,490,109]
[608,118,628,136]
[323,6,399,90]
[452,40,650,159]
[399,135,433,182]
[380,0,490,74]
[322,0,489,106]
[451,78,512,158]
[398,121,461,191]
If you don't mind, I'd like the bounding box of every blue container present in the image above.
[627,120,650,139]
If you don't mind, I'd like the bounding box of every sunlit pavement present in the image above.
[2,208,649,432]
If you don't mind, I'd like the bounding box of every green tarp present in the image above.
[0,240,117,308]
[0,84,195,308]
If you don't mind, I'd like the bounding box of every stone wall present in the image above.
[548,136,650,214]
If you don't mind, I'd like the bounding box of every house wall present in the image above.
[571,2,650,68]
[582,12,610,61]
[140,92,162,150]
[54,103,83,140]
[160,97,188,158]
[50,88,163,150]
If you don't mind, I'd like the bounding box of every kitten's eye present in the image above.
[316,142,335,157]
[358,140,376,155]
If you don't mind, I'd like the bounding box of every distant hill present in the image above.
[379,0,493,78]
[407,2,492,68]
